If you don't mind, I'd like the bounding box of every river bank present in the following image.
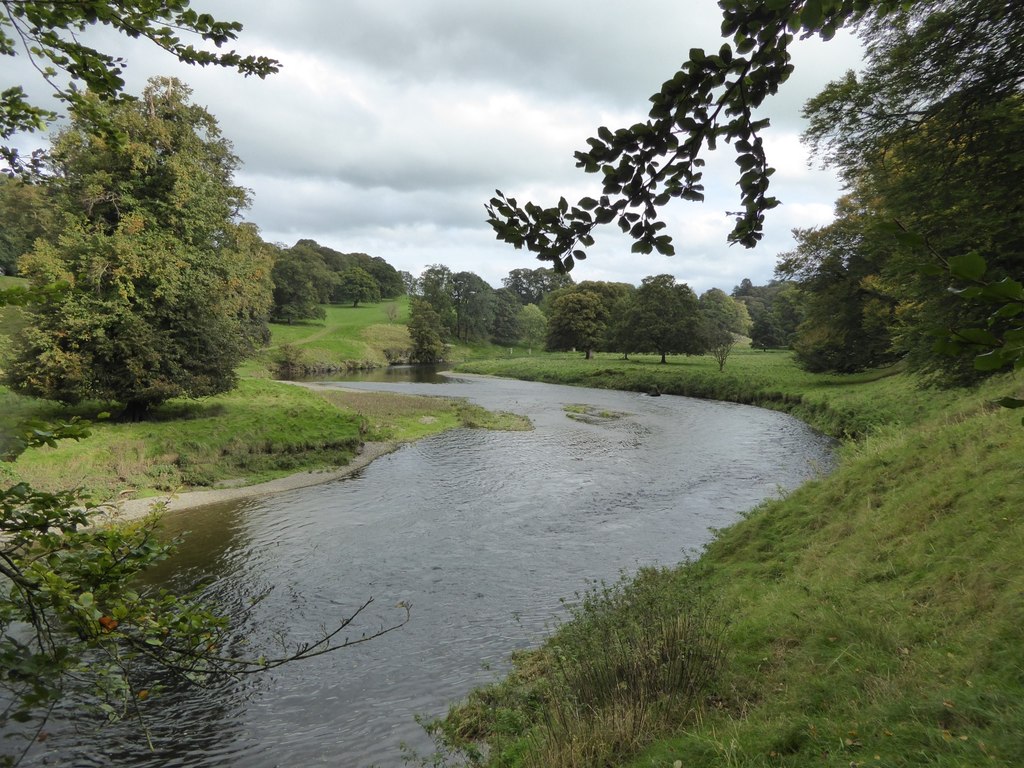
[96,439,399,525]
[433,355,1024,767]
[3,378,531,510]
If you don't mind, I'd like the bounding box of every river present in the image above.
[26,373,834,767]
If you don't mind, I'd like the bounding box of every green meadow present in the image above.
[243,297,413,376]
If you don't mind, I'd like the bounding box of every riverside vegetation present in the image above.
[0,284,529,503]
[421,351,1024,768]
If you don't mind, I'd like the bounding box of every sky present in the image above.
[8,1,864,294]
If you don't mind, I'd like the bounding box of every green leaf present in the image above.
[956,328,1000,347]
[974,351,1009,371]
[800,0,823,29]
[948,251,987,282]
[981,278,1024,302]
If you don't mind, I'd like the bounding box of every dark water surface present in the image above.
[29,374,834,767]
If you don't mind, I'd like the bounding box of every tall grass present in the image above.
[434,570,724,768]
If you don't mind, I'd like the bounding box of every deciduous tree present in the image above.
[518,303,548,351]
[271,247,327,324]
[490,288,523,346]
[5,78,273,417]
[620,275,702,364]
[408,298,446,363]
[451,271,494,342]
[547,291,607,359]
[335,266,381,307]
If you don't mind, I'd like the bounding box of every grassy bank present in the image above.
[456,350,970,439]
[2,379,530,502]
[2,293,534,505]
[431,355,1024,767]
[243,298,413,376]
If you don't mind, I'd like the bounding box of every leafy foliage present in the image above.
[938,253,1024,415]
[490,288,523,346]
[335,266,381,308]
[517,303,548,351]
[776,195,900,373]
[502,267,574,306]
[0,176,54,275]
[546,291,608,359]
[0,418,408,766]
[0,0,279,172]
[270,246,328,324]
[451,271,494,342]
[801,0,1024,383]
[408,298,446,363]
[483,0,901,271]
[3,79,274,415]
[617,275,703,364]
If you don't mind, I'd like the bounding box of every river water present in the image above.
[27,374,834,767]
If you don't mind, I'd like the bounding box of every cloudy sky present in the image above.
[10,1,864,294]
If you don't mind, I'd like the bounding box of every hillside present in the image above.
[246,297,413,377]
[433,355,1024,768]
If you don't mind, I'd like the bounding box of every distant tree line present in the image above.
[406,264,750,369]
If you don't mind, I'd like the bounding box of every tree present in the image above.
[518,303,548,351]
[408,298,446,363]
[484,0,1022,391]
[361,256,404,299]
[699,289,748,370]
[335,266,381,307]
[490,288,523,346]
[4,78,273,417]
[416,264,456,338]
[544,280,635,354]
[802,0,1024,384]
[271,247,327,325]
[1,0,279,173]
[620,275,703,364]
[699,288,750,336]
[547,291,608,359]
[283,241,336,305]
[736,279,802,350]
[450,271,494,342]
[502,267,574,306]
[0,176,54,275]
[776,195,899,373]
[706,328,737,371]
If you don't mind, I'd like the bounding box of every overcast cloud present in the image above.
[9,0,864,293]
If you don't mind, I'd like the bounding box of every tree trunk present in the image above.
[660,352,667,364]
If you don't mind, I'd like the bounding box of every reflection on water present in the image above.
[295,364,454,384]
[23,375,835,767]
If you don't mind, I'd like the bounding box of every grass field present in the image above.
[241,298,413,376]
[2,378,530,501]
